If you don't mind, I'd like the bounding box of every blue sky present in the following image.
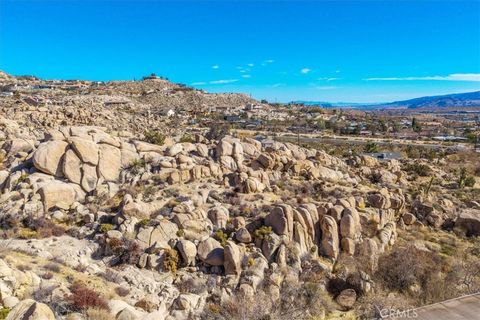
[1,0,479,103]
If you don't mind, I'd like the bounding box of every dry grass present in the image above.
[85,308,114,320]
[2,250,116,299]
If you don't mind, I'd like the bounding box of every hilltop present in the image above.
[0,71,260,135]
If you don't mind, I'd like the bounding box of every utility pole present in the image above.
[475,134,480,153]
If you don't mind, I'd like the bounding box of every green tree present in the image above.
[465,132,477,144]
[364,141,379,153]
[412,118,422,133]
[316,119,326,130]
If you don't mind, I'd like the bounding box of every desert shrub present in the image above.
[142,185,158,201]
[68,282,109,311]
[206,123,231,140]
[166,198,181,208]
[440,243,456,256]
[253,226,272,239]
[0,214,18,230]
[364,141,379,153]
[42,272,54,280]
[15,173,28,186]
[405,145,421,159]
[110,239,143,266]
[202,281,332,320]
[464,176,476,188]
[107,237,124,253]
[20,217,65,238]
[32,284,58,303]
[375,245,449,304]
[18,228,38,239]
[475,166,480,177]
[162,248,179,273]
[44,263,61,273]
[368,171,382,184]
[134,299,156,312]
[214,230,228,247]
[74,264,88,272]
[144,130,165,145]
[127,158,146,174]
[136,219,151,228]
[239,204,257,217]
[179,134,194,143]
[115,286,130,297]
[176,229,185,237]
[176,277,208,294]
[0,308,10,320]
[405,163,432,177]
[445,254,480,295]
[457,168,476,188]
[16,264,31,271]
[99,223,114,233]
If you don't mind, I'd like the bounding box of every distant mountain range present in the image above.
[381,91,480,109]
[294,91,480,109]
[291,101,370,108]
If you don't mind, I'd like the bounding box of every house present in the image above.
[432,136,468,142]
[142,73,161,81]
[104,99,130,107]
[225,115,242,123]
[244,104,262,111]
[362,152,402,160]
[260,138,276,149]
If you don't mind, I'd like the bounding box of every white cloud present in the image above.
[191,81,206,86]
[265,59,275,63]
[209,79,238,84]
[212,65,219,69]
[363,73,480,82]
[269,83,286,88]
[301,68,311,74]
[315,86,338,90]
[318,77,340,81]
[242,74,251,78]
[247,63,255,67]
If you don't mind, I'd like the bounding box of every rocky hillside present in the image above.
[0,72,258,135]
[0,111,479,320]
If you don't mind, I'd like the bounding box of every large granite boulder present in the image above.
[38,181,76,211]
[197,237,224,266]
[455,209,480,237]
[33,141,69,176]
[5,299,55,320]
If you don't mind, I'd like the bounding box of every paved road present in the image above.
[277,135,467,150]
[236,129,470,151]
[395,293,480,320]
